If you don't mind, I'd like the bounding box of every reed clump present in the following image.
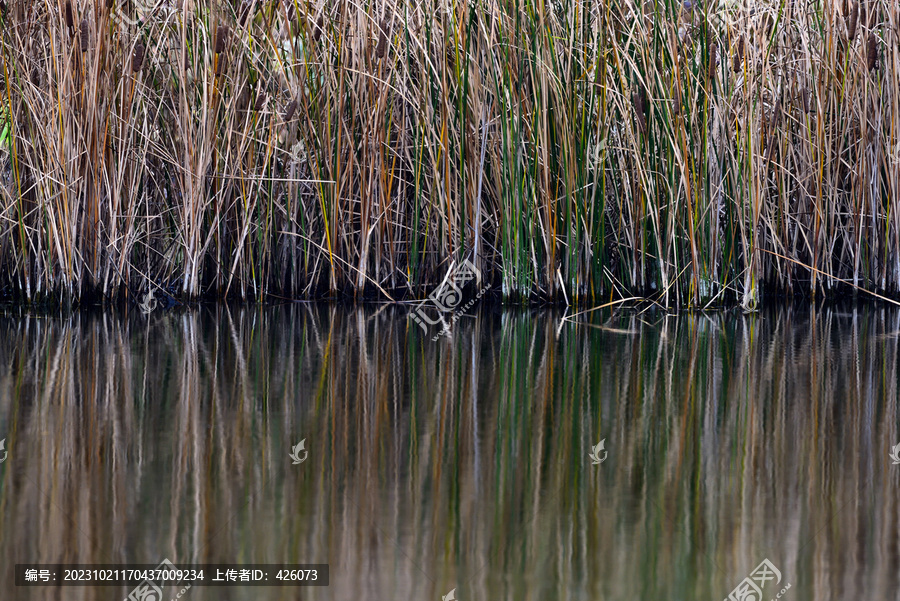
[0,0,899,307]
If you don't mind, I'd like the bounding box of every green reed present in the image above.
[0,0,899,307]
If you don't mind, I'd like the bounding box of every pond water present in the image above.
[0,304,898,601]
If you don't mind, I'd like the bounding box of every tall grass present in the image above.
[0,0,898,306]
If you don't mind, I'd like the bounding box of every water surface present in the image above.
[0,305,898,600]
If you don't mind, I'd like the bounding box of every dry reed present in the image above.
[0,0,898,307]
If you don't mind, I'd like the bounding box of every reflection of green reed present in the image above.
[0,307,898,600]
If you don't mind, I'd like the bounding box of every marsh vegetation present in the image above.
[0,0,898,307]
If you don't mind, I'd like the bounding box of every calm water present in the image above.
[0,305,898,600]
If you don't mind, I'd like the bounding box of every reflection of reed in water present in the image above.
[0,306,897,600]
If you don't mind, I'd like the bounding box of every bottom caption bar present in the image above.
[15,561,329,586]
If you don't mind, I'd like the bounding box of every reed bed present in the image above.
[0,0,899,306]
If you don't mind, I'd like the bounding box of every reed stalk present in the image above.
[0,0,898,306]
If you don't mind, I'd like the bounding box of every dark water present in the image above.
[0,305,898,601]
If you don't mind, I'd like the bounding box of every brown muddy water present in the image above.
[0,305,898,601]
